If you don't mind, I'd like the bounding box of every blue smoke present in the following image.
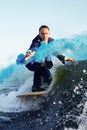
[16,33,87,65]
[0,64,15,83]
[34,34,87,62]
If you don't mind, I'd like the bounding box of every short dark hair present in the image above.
[39,25,50,32]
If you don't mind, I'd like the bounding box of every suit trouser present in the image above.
[26,62,53,88]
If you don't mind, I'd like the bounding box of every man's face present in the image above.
[39,28,50,42]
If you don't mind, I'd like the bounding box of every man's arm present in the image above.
[57,55,65,64]
[57,55,75,64]
[26,35,41,57]
[27,35,41,52]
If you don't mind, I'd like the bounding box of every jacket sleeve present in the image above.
[28,36,41,52]
[26,41,38,53]
[52,51,65,64]
[29,40,40,51]
[57,55,65,64]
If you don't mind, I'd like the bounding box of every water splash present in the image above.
[0,33,87,113]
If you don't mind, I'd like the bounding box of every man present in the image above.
[26,25,75,92]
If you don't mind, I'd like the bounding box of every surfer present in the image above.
[26,25,75,92]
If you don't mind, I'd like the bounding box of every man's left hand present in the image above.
[65,58,75,62]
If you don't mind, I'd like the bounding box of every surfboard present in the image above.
[16,90,48,98]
